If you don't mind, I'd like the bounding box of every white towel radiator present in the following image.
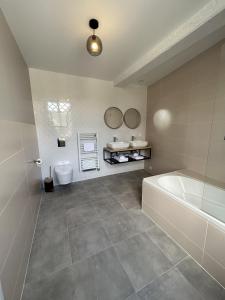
[78,132,100,172]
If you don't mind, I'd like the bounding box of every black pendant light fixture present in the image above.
[86,19,103,56]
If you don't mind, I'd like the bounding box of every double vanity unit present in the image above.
[103,140,151,165]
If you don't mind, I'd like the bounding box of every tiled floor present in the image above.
[22,170,225,300]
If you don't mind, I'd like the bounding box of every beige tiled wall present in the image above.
[205,43,225,184]
[145,41,225,184]
[0,10,41,300]
[144,40,225,287]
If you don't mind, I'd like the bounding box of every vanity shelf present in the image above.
[103,146,151,165]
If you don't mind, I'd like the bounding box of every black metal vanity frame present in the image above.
[103,146,151,165]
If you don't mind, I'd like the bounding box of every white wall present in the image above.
[29,68,147,183]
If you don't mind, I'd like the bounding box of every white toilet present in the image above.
[55,161,73,185]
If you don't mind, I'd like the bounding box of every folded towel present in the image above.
[129,154,144,160]
[114,155,128,162]
[83,142,95,152]
[119,155,126,159]
[133,156,144,160]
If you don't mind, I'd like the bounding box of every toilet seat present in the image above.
[55,161,73,185]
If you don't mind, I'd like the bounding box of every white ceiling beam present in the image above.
[114,0,225,86]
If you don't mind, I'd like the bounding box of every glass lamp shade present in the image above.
[86,34,102,56]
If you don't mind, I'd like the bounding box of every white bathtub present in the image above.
[142,170,225,287]
[157,173,225,224]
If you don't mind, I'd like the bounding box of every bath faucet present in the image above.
[131,136,135,141]
[113,137,118,142]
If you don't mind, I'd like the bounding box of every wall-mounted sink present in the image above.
[130,140,148,148]
[107,142,130,150]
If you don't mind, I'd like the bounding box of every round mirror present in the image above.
[124,108,141,129]
[104,107,123,129]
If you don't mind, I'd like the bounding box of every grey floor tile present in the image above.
[177,256,225,300]
[35,214,67,240]
[89,185,110,196]
[92,190,115,200]
[39,197,65,220]
[128,209,155,232]
[116,192,141,209]
[24,170,224,300]
[146,225,187,264]
[108,183,133,195]
[70,256,97,300]
[68,221,111,263]
[115,232,172,291]
[66,202,99,229]
[102,211,141,244]
[63,191,92,210]
[62,184,84,196]
[71,247,134,300]
[22,267,75,300]
[137,267,203,300]
[26,229,72,283]
[125,293,140,300]
[63,182,105,198]
[94,196,125,218]
[42,190,64,201]
[135,170,150,178]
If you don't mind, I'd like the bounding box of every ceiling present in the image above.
[1,0,225,86]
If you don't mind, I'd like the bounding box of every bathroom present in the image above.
[1,1,225,300]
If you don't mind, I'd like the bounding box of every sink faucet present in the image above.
[131,136,135,141]
[113,136,118,142]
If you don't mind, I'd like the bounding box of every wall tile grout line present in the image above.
[201,220,209,264]
[0,198,33,275]
[0,149,24,166]
[19,194,42,300]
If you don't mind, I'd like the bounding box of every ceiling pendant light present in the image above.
[86,19,103,56]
